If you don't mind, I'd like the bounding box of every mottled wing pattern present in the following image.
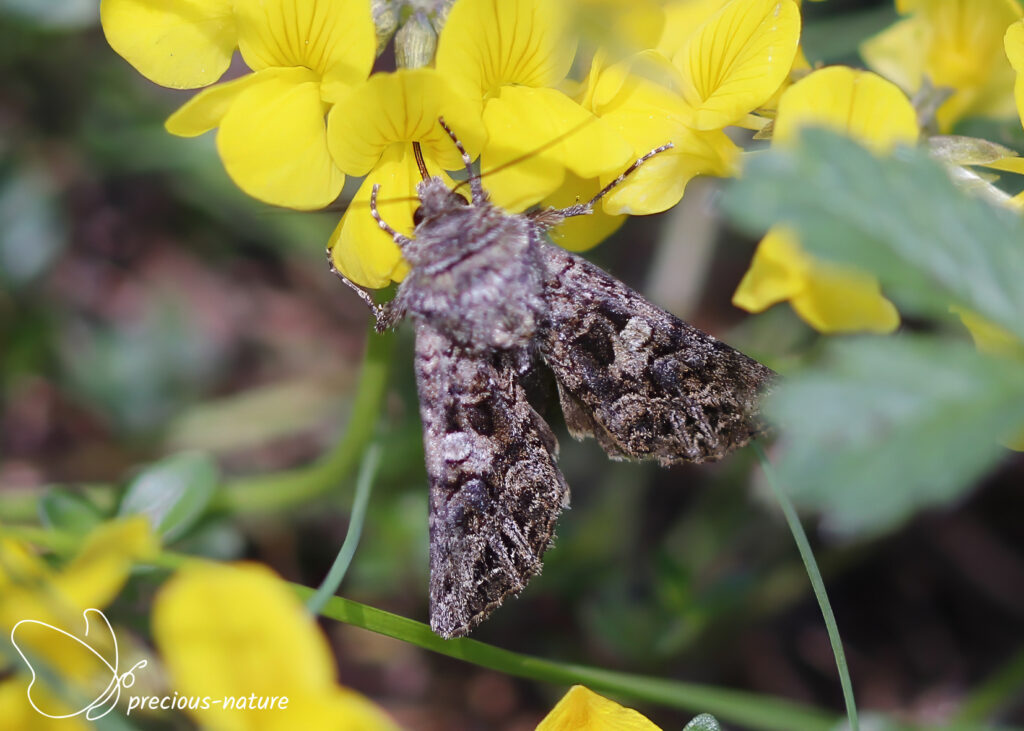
[414,322,570,638]
[536,242,775,465]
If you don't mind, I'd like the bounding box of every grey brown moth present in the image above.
[332,120,774,639]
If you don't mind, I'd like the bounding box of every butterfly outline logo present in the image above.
[10,607,148,720]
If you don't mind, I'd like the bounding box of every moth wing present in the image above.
[414,322,569,639]
[537,242,775,465]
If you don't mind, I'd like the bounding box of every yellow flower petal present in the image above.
[674,0,801,130]
[569,0,666,56]
[234,0,376,103]
[956,308,1024,359]
[860,16,927,95]
[792,266,900,334]
[773,66,919,153]
[165,73,267,138]
[537,685,662,731]
[542,173,628,251]
[0,677,90,731]
[657,0,730,58]
[100,0,235,89]
[3,519,154,684]
[481,86,633,211]
[153,561,399,730]
[216,67,344,210]
[52,516,156,609]
[734,228,900,333]
[863,0,1021,131]
[435,0,575,98]
[575,52,737,214]
[732,227,808,312]
[1006,19,1024,127]
[328,145,452,288]
[327,69,484,177]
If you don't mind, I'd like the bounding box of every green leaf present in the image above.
[685,714,722,731]
[38,488,104,536]
[765,336,1024,535]
[119,452,219,542]
[723,129,1024,341]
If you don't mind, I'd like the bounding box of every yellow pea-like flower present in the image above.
[145,0,376,211]
[3,518,156,712]
[435,0,634,212]
[153,561,399,730]
[733,66,918,334]
[862,0,1022,132]
[325,68,486,289]
[673,0,802,131]
[537,685,662,730]
[100,0,237,89]
[1006,19,1024,129]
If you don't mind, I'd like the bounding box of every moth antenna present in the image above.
[370,183,413,247]
[325,246,385,324]
[438,117,486,204]
[412,141,430,181]
[546,143,675,220]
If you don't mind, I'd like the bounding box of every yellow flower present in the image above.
[543,51,737,250]
[568,0,667,57]
[1006,19,1024,127]
[434,0,634,211]
[545,0,800,251]
[537,685,661,730]
[152,561,399,730]
[154,0,377,210]
[100,0,236,89]
[325,68,485,289]
[672,0,802,131]
[955,309,1024,450]
[2,518,156,719]
[862,0,1022,131]
[733,66,918,333]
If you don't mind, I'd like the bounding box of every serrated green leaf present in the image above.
[724,129,1024,341]
[119,452,219,543]
[685,713,722,731]
[38,488,104,536]
[766,336,1024,535]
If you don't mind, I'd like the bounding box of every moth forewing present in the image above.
[335,121,774,637]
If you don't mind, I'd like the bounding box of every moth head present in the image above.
[412,178,469,228]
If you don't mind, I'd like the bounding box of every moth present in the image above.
[333,120,774,639]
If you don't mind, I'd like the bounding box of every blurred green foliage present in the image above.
[725,130,1024,535]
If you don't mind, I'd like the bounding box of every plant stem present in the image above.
[212,327,396,514]
[298,591,839,731]
[753,442,859,731]
[306,443,381,615]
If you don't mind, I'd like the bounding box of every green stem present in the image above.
[213,327,396,514]
[306,443,381,615]
[297,591,839,731]
[753,442,859,731]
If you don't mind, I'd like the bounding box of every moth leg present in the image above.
[438,116,486,205]
[370,183,413,247]
[326,246,389,327]
[374,296,407,333]
[531,143,675,227]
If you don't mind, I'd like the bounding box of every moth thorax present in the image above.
[413,178,469,224]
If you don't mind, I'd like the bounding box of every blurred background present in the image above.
[1,1,1023,728]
